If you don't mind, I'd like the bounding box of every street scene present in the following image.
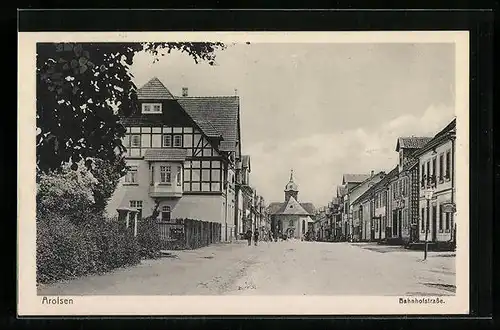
[34,41,458,297]
[37,240,455,296]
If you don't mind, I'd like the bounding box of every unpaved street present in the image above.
[37,240,455,296]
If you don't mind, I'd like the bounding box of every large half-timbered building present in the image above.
[106,77,242,241]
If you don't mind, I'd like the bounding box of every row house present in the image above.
[234,155,250,235]
[106,77,242,242]
[313,206,329,241]
[329,197,342,240]
[413,119,456,246]
[348,171,386,242]
[349,171,386,241]
[338,174,372,240]
[386,137,432,244]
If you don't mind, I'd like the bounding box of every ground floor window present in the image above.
[161,205,171,222]
[129,200,143,219]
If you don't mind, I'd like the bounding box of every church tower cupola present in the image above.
[284,169,299,202]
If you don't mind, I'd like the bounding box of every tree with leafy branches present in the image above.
[36,42,226,174]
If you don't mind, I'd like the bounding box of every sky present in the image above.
[129,42,456,208]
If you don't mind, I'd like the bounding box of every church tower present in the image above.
[284,169,299,202]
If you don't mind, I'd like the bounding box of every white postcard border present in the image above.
[18,31,469,316]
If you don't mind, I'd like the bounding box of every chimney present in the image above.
[182,87,188,97]
[371,170,374,177]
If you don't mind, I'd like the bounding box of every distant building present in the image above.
[267,170,316,239]
[349,171,386,241]
[338,173,372,240]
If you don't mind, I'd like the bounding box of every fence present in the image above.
[157,218,222,250]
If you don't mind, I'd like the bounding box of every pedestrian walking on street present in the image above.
[253,230,259,246]
[246,229,252,246]
[268,231,273,242]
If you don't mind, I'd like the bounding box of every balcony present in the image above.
[149,183,183,198]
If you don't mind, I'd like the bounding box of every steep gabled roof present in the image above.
[276,196,310,215]
[342,174,371,185]
[177,96,240,151]
[137,77,176,100]
[396,136,433,152]
[192,119,221,138]
[300,202,316,215]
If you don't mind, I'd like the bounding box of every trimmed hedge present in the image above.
[36,212,140,284]
[137,216,162,259]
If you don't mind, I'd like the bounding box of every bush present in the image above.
[137,216,162,258]
[36,212,140,284]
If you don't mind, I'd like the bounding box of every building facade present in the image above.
[415,119,457,245]
[267,170,315,239]
[106,77,242,242]
[338,174,371,241]
[387,137,432,244]
[349,171,385,241]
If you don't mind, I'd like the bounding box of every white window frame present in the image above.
[141,103,162,114]
[160,165,171,184]
[176,166,182,186]
[129,200,143,209]
[124,166,138,184]
[173,134,182,147]
[163,135,172,147]
[130,134,141,147]
[161,205,171,222]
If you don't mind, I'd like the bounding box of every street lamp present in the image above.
[424,187,435,260]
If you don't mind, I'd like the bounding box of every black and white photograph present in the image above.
[18,31,469,315]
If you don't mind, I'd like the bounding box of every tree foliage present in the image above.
[36,161,98,221]
[36,42,226,173]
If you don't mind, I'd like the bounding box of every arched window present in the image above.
[162,205,171,222]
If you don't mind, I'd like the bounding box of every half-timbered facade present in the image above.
[106,78,242,241]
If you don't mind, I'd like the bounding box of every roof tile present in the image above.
[143,148,187,161]
[396,136,433,151]
[137,77,176,100]
[177,96,240,150]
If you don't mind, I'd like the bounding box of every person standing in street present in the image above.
[246,229,252,246]
[253,230,259,246]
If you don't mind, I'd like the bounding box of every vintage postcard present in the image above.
[18,31,469,315]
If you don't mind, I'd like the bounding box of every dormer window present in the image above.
[142,103,162,114]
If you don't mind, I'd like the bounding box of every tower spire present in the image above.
[290,168,294,181]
